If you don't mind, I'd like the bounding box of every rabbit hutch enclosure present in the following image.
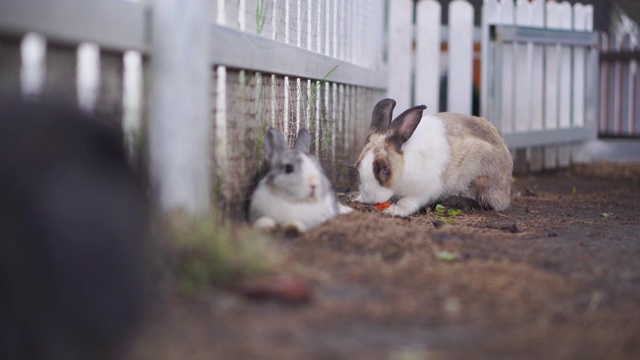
[2,0,628,217]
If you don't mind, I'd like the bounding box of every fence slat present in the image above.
[387,0,413,111]
[572,3,587,128]
[530,0,545,171]
[149,0,212,213]
[514,0,532,133]
[0,0,146,52]
[415,0,441,114]
[20,33,46,97]
[557,1,572,130]
[634,35,640,135]
[447,0,474,114]
[481,0,499,120]
[77,43,100,112]
[499,0,515,133]
[543,0,560,169]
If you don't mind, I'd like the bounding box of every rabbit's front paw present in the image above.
[254,216,277,231]
[382,197,423,218]
[338,203,353,214]
[382,204,411,217]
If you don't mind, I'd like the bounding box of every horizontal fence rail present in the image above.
[0,0,147,53]
[209,25,386,89]
[490,25,598,47]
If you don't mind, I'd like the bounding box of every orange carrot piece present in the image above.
[375,201,391,211]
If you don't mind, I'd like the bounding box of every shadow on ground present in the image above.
[126,164,640,360]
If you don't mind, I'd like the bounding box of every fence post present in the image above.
[447,0,474,114]
[415,0,441,114]
[572,3,587,129]
[148,0,212,214]
[387,0,413,111]
[498,0,515,134]
[481,0,498,121]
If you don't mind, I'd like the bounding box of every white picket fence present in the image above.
[390,0,599,171]
[0,0,606,214]
[0,0,387,216]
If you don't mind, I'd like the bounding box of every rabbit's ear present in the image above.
[294,129,311,153]
[387,105,426,151]
[369,98,396,134]
[265,127,287,161]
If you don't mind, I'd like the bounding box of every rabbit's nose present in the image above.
[310,184,317,197]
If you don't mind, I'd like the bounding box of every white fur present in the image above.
[250,147,349,233]
[251,181,338,232]
[358,115,451,217]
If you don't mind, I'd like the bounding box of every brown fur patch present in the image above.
[437,113,502,147]
[356,134,404,188]
[436,112,513,211]
[373,157,392,187]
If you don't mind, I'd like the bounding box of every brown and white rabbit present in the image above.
[250,127,351,233]
[355,98,513,217]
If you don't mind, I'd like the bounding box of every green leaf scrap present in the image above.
[447,209,462,216]
[436,251,458,262]
[435,204,446,213]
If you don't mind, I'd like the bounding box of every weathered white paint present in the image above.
[415,0,441,114]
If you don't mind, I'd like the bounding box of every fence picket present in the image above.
[514,0,532,133]
[572,3,586,128]
[387,0,413,111]
[498,0,515,133]
[415,0,441,114]
[543,0,560,169]
[530,0,544,132]
[558,1,572,130]
[634,35,640,135]
[447,0,474,115]
[481,0,499,120]
[530,0,545,170]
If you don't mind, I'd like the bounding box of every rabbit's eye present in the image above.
[381,166,389,175]
[284,164,294,174]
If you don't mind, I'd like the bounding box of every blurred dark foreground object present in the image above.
[0,98,149,360]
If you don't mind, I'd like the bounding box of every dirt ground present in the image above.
[124,163,640,360]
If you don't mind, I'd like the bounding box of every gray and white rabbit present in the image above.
[355,98,513,217]
[250,127,351,233]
